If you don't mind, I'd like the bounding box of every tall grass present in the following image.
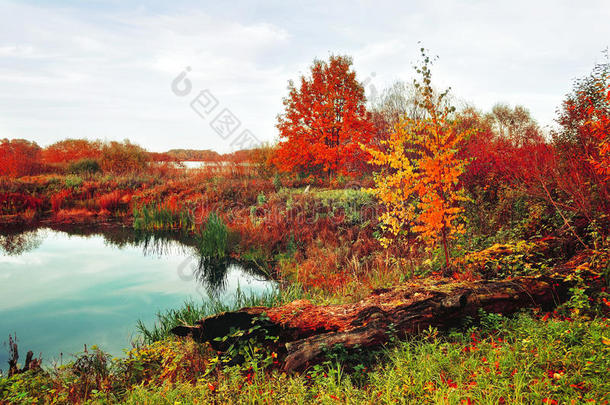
[197,212,229,258]
[136,284,302,344]
[133,209,231,259]
[133,203,192,232]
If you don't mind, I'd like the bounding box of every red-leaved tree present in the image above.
[273,55,374,179]
[42,139,102,164]
[552,60,610,217]
[0,139,41,177]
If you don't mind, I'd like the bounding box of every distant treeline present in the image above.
[0,138,271,177]
[165,148,257,163]
[165,149,220,161]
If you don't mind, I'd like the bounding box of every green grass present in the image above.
[132,204,192,232]
[122,314,610,404]
[64,174,84,189]
[2,304,609,404]
[312,188,374,225]
[136,284,303,344]
[197,212,229,258]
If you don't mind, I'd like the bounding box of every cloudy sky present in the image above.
[0,0,609,152]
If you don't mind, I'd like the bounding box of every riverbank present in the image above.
[2,302,609,403]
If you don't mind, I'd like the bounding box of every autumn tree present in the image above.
[42,139,102,164]
[364,50,473,267]
[551,58,610,217]
[457,104,544,193]
[587,82,610,181]
[0,139,41,177]
[554,58,609,150]
[485,104,542,147]
[250,142,278,178]
[100,140,149,174]
[273,55,375,179]
[370,81,426,129]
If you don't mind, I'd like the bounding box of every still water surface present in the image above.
[0,227,274,370]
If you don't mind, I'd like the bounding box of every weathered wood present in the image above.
[7,334,41,377]
[172,276,572,371]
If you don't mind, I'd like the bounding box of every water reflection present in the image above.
[0,225,264,295]
[0,225,275,369]
[0,224,196,257]
[187,256,268,298]
[0,228,43,256]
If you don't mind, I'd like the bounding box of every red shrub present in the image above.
[100,141,149,174]
[551,62,610,217]
[0,192,43,215]
[97,190,123,211]
[50,189,72,213]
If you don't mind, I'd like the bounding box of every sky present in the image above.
[0,0,609,153]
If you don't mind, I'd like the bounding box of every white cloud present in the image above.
[0,0,608,151]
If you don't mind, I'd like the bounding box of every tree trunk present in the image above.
[441,226,450,269]
[172,276,572,371]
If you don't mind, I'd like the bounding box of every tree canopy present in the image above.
[273,55,374,178]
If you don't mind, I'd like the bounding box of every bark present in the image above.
[172,276,572,371]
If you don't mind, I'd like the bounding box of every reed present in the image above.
[133,203,192,232]
[197,212,228,258]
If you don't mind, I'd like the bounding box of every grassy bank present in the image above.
[124,315,610,404]
[2,306,609,403]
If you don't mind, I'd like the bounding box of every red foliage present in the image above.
[0,192,43,215]
[50,189,72,213]
[273,55,375,178]
[458,108,550,193]
[97,190,123,211]
[0,139,41,177]
[42,139,102,164]
[226,190,382,291]
[551,63,610,216]
[581,82,610,180]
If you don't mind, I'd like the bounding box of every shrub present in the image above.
[100,140,149,174]
[97,190,123,211]
[42,139,102,164]
[64,175,83,189]
[0,192,43,215]
[50,189,72,212]
[68,158,100,175]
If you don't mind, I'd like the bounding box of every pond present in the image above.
[0,226,275,371]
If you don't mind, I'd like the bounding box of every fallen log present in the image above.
[172,276,572,371]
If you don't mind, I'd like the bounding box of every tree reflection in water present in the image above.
[0,228,43,255]
[194,256,235,296]
[0,225,269,296]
